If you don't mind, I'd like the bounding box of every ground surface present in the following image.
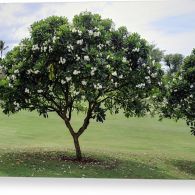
[0,110,195,179]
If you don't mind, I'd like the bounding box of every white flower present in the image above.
[93,31,101,37]
[90,67,97,76]
[49,46,53,53]
[65,77,71,82]
[119,75,123,79]
[59,57,66,64]
[37,89,43,93]
[75,55,80,61]
[136,83,145,88]
[97,83,102,89]
[67,44,74,51]
[91,67,97,71]
[75,91,79,95]
[190,84,194,88]
[151,73,157,78]
[52,36,57,43]
[76,39,83,45]
[81,80,87,85]
[97,44,103,49]
[122,57,127,63]
[27,69,32,75]
[88,30,93,36]
[9,83,13,88]
[106,64,111,69]
[94,83,102,89]
[72,28,77,33]
[14,69,19,74]
[11,75,16,80]
[13,101,20,108]
[77,30,82,36]
[43,46,47,52]
[61,80,66,84]
[73,70,81,75]
[84,56,90,61]
[25,88,30,94]
[190,94,193,98]
[112,71,117,76]
[32,44,39,51]
[106,40,110,45]
[34,70,40,74]
[132,48,140,52]
[114,82,118,87]
[147,79,151,84]
[178,76,182,80]
[90,71,95,76]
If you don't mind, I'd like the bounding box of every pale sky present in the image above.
[0,0,195,56]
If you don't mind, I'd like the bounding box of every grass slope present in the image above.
[0,110,195,179]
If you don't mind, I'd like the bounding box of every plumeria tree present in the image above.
[158,49,195,135]
[0,12,163,160]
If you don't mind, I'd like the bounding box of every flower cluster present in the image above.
[73,70,80,75]
[67,44,74,52]
[94,83,102,89]
[59,57,66,64]
[84,56,90,61]
[25,88,30,94]
[132,48,140,52]
[88,29,101,37]
[112,71,117,76]
[81,80,87,85]
[71,28,82,36]
[76,39,83,45]
[136,83,145,88]
[90,67,97,76]
[32,44,39,51]
[122,57,127,63]
[66,77,71,82]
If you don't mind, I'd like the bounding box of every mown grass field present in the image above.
[0,110,195,179]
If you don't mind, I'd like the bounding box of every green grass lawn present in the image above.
[0,110,195,179]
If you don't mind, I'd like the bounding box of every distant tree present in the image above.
[158,49,195,135]
[149,44,165,63]
[0,12,163,160]
[0,40,8,78]
[164,53,184,74]
[0,40,8,59]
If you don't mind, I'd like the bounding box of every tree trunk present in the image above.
[73,135,82,161]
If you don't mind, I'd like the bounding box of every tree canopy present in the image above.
[158,49,195,134]
[0,12,164,160]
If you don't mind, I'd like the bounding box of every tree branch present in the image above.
[76,101,96,137]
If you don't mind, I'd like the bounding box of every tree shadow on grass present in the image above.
[170,159,195,177]
[0,150,173,178]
